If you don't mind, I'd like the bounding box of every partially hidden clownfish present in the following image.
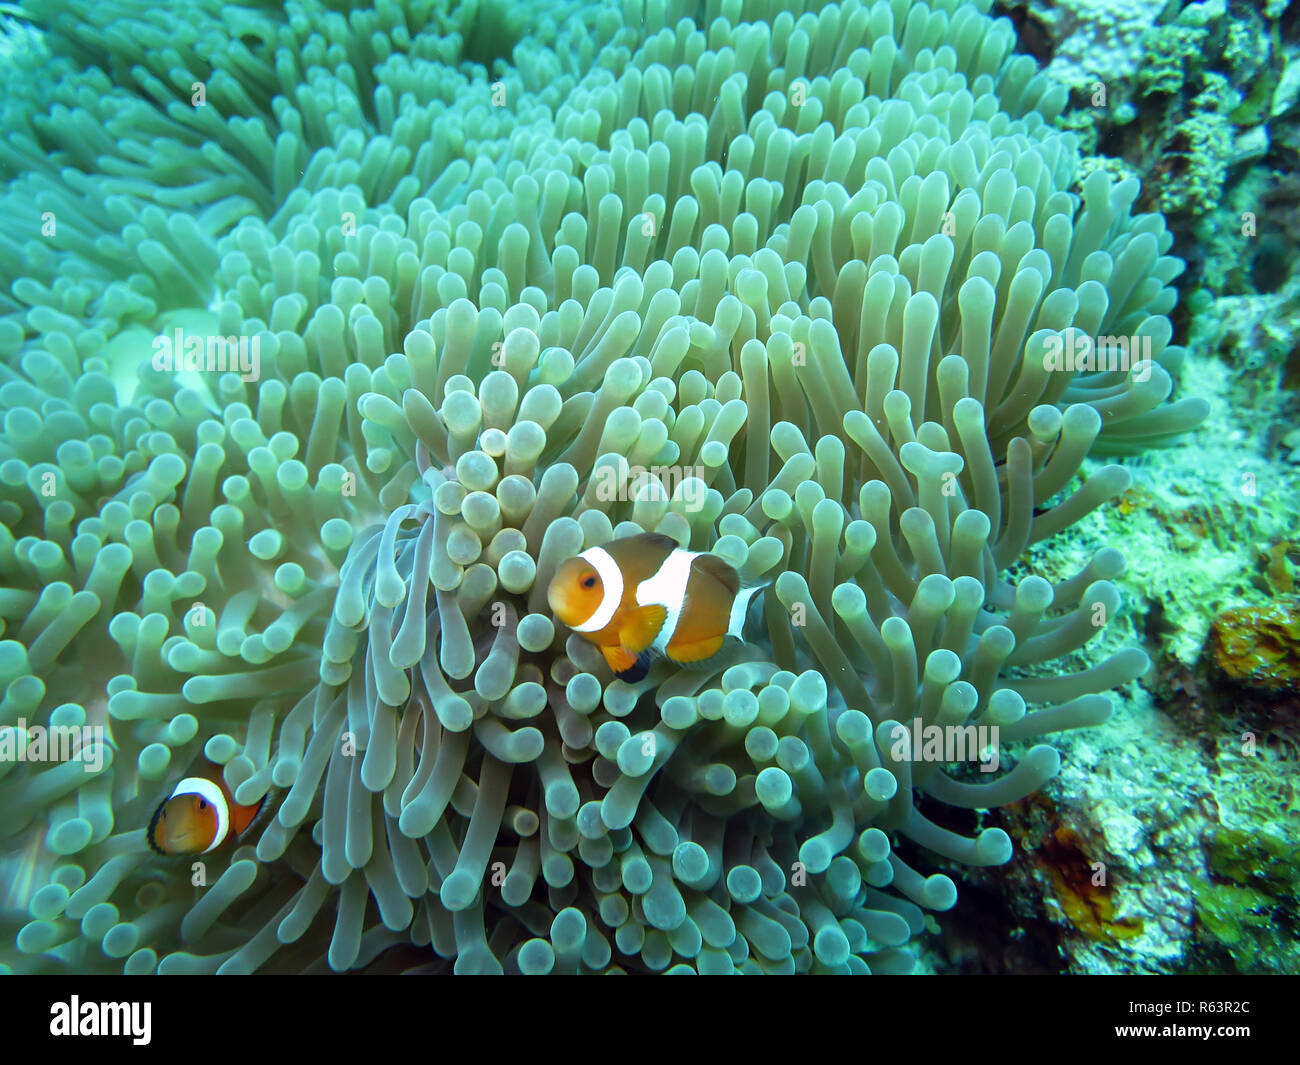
[147,760,268,856]
[547,532,768,682]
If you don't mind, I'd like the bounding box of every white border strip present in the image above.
[637,549,697,653]
[573,547,624,633]
[171,776,230,853]
[728,584,762,637]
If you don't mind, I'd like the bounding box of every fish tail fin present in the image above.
[146,801,168,855]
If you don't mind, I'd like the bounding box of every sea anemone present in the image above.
[0,0,1205,974]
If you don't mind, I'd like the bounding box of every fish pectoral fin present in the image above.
[666,633,726,664]
[600,644,640,674]
[619,604,667,652]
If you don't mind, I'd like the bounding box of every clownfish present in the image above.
[547,532,767,682]
[147,761,267,856]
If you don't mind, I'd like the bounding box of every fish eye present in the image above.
[582,575,597,589]
[198,799,208,811]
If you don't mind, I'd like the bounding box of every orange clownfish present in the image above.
[147,761,267,856]
[547,532,767,681]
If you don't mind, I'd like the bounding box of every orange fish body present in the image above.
[547,532,766,680]
[147,760,266,856]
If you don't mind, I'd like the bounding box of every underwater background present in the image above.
[0,0,1295,976]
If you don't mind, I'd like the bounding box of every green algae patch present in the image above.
[1191,821,1300,973]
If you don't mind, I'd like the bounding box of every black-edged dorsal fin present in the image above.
[690,552,740,597]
